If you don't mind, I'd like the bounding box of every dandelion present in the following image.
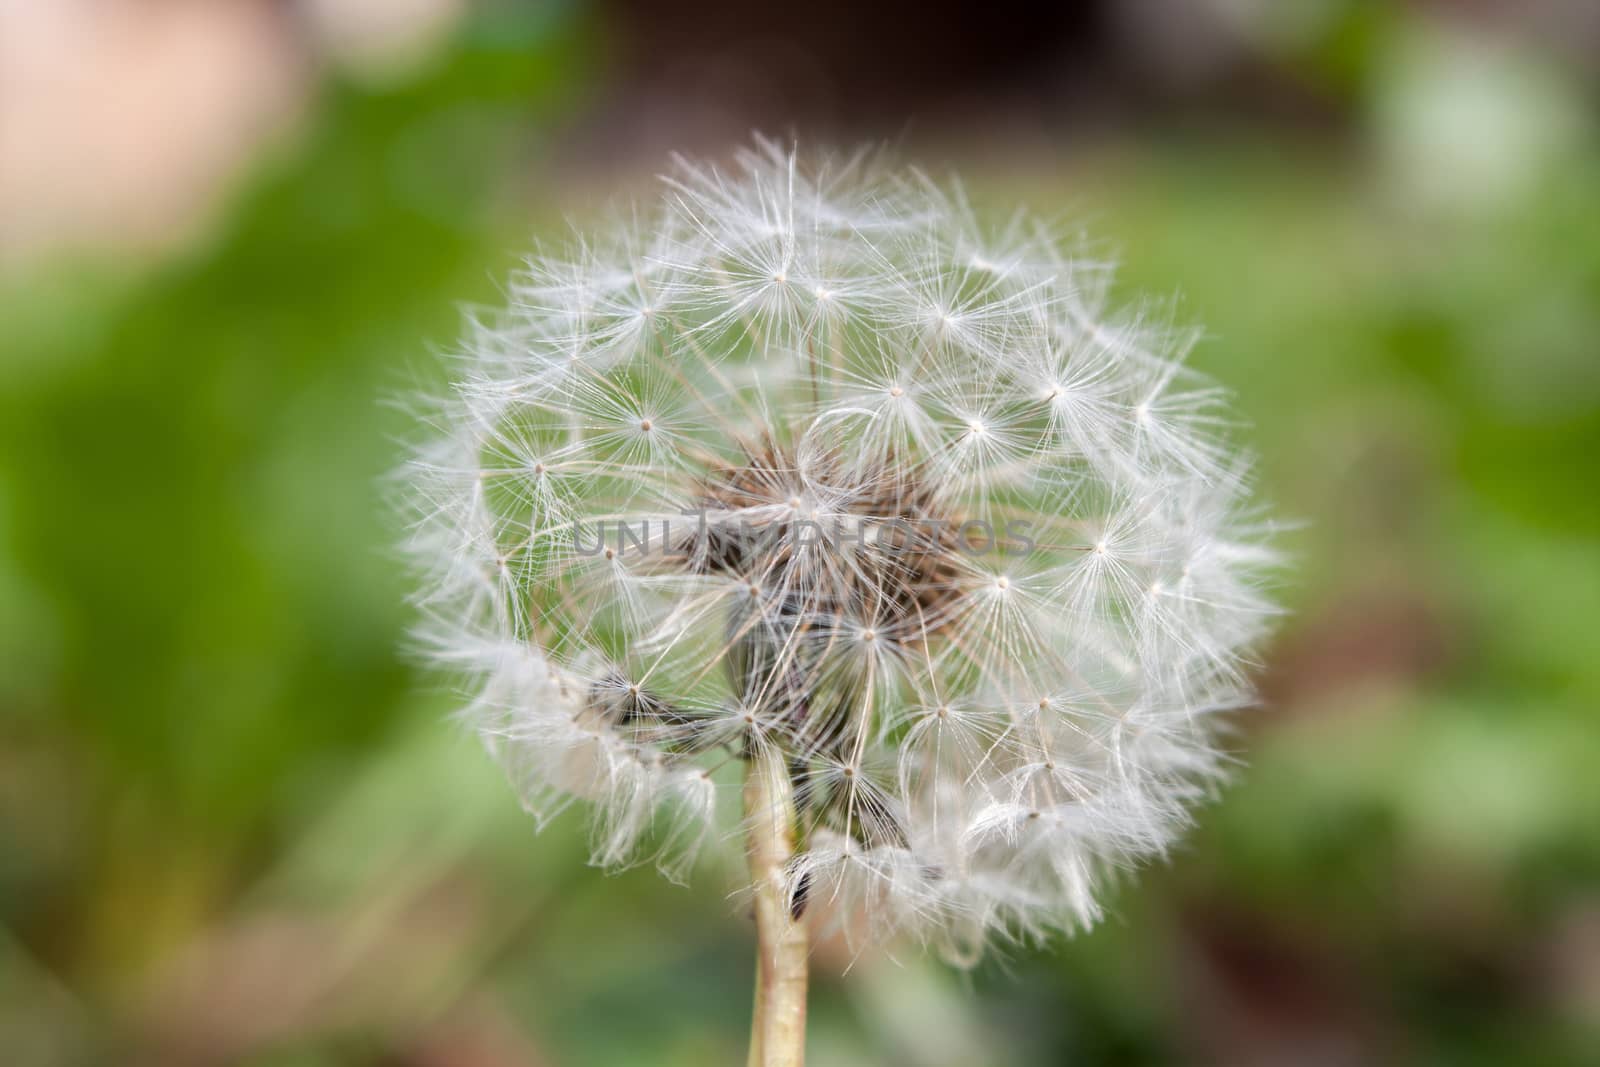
[402,138,1281,1065]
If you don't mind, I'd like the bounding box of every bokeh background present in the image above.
[3,2,1598,1064]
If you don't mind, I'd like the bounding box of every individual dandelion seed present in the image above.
[400,138,1283,1066]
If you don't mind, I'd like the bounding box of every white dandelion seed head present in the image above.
[402,138,1283,961]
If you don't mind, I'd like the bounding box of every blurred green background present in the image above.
[2,2,1598,1064]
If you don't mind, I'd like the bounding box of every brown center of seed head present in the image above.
[687,442,965,651]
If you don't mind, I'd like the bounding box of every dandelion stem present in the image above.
[745,749,809,1067]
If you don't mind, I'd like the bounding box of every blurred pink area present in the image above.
[0,1,305,262]
[0,0,463,267]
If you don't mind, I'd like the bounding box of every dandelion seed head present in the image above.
[402,138,1283,963]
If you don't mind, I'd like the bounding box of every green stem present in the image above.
[744,751,809,1067]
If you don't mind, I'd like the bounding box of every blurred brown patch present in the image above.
[1176,902,1398,1067]
[134,874,546,1066]
[1261,584,1455,714]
